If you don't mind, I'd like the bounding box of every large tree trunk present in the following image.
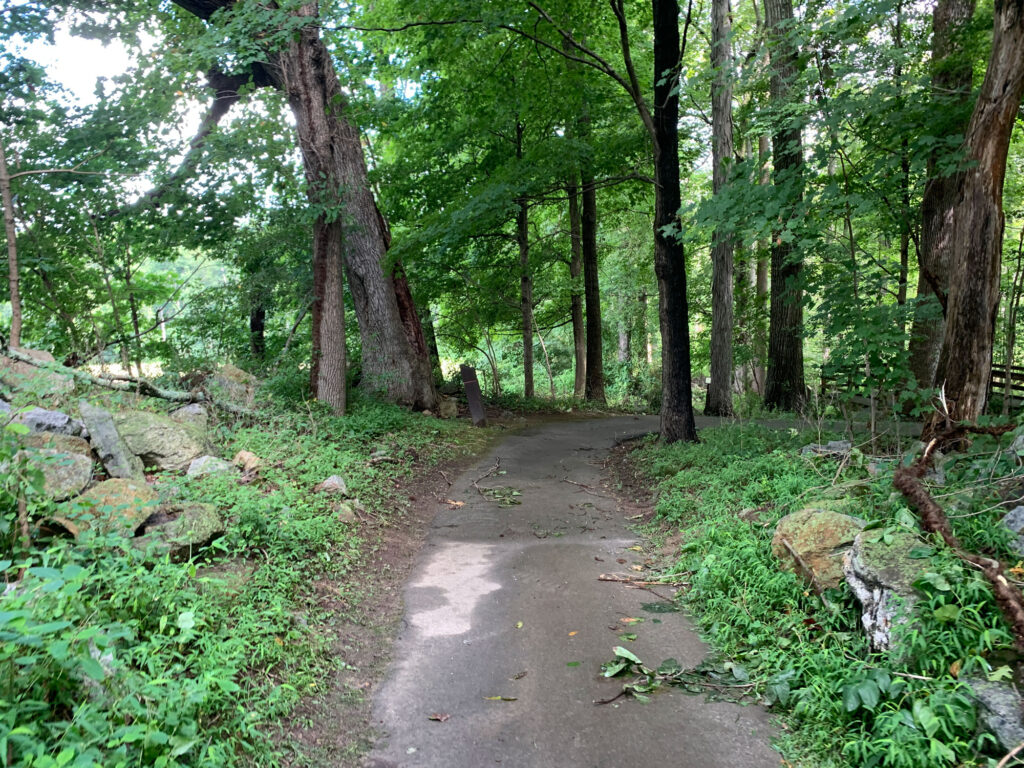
[249,303,266,361]
[172,0,437,412]
[654,0,698,443]
[906,0,978,388]
[581,172,606,403]
[927,0,1024,433]
[567,181,587,398]
[0,136,21,349]
[763,0,806,412]
[705,0,735,416]
[516,122,534,399]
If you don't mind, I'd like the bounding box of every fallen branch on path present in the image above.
[561,477,612,498]
[598,573,689,587]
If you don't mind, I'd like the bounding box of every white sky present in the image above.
[24,28,134,106]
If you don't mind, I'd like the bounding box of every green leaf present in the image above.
[602,660,628,678]
[908,547,935,559]
[79,656,106,681]
[842,684,861,712]
[566,661,581,668]
[932,604,960,622]
[856,680,880,710]
[613,646,641,664]
[657,658,682,676]
[176,611,195,632]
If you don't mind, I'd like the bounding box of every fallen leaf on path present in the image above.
[594,557,604,562]
[616,558,627,564]
[515,621,523,629]
[566,661,582,667]
[620,617,644,625]
[484,696,517,701]
[444,499,464,508]
[627,514,644,520]
[510,671,527,680]
[619,633,638,642]
[428,713,450,722]
[628,546,644,552]
[630,565,644,572]
[568,631,577,636]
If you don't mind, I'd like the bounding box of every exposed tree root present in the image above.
[893,425,1024,650]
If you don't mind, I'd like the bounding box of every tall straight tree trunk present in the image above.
[906,0,977,388]
[567,182,587,398]
[250,304,266,361]
[705,0,735,416]
[516,122,534,399]
[172,0,437,413]
[927,0,1024,433]
[653,0,698,442]
[763,0,806,412]
[418,304,443,383]
[581,171,605,402]
[0,136,21,349]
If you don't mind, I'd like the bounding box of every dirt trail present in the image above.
[365,415,780,768]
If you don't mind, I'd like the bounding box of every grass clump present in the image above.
[634,423,1022,768]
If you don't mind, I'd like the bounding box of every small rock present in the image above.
[186,455,235,477]
[314,475,348,495]
[500,410,514,419]
[438,397,458,420]
[771,508,865,590]
[232,450,261,473]
[79,401,143,479]
[843,529,928,650]
[336,502,357,523]
[169,403,209,431]
[422,409,433,417]
[54,479,159,538]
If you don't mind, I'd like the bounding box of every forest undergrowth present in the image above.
[628,421,1024,768]
[0,387,488,768]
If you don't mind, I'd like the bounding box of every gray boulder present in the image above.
[314,475,348,495]
[135,502,225,558]
[210,364,257,407]
[15,406,88,438]
[19,431,92,459]
[23,449,93,501]
[113,409,206,472]
[169,403,209,431]
[79,401,143,479]
[186,455,235,477]
[54,478,159,538]
[963,676,1024,752]
[1001,505,1024,558]
[771,508,865,590]
[843,530,928,650]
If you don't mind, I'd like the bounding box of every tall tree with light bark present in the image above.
[168,0,437,413]
[704,0,735,416]
[763,0,806,412]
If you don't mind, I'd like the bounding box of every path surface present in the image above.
[366,416,779,768]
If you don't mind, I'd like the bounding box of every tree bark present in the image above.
[171,0,438,413]
[763,0,806,412]
[0,136,21,349]
[653,0,698,442]
[705,0,735,416]
[418,304,443,383]
[927,0,1024,433]
[250,304,266,361]
[518,196,534,399]
[906,0,977,388]
[567,181,587,398]
[581,170,605,403]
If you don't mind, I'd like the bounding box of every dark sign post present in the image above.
[459,364,487,427]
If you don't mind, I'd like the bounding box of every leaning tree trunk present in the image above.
[581,169,606,403]
[0,135,22,349]
[172,0,437,412]
[906,0,978,389]
[926,0,1024,435]
[763,0,806,412]
[567,181,587,398]
[653,0,698,443]
[705,0,735,416]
